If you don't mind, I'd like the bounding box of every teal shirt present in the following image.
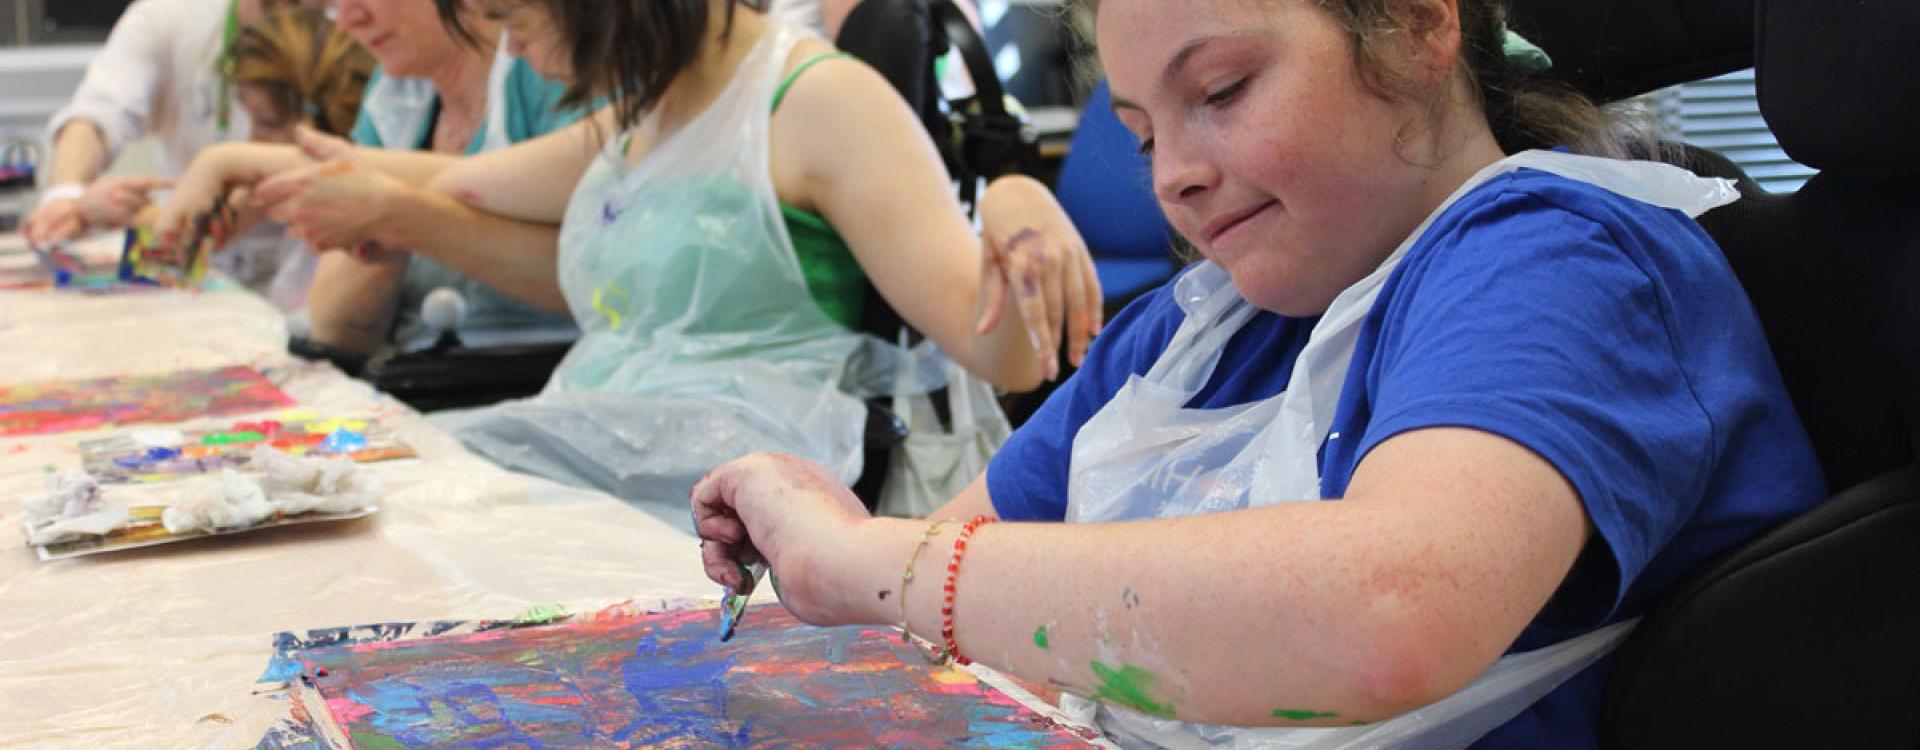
[350,58,582,152]
[351,59,583,346]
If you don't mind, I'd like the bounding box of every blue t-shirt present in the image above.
[350,60,584,345]
[987,168,1825,749]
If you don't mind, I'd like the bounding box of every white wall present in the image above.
[0,42,164,179]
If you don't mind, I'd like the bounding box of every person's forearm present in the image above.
[348,148,460,189]
[836,502,1500,727]
[305,252,407,354]
[46,120,112,186]
[963,289,1048,391]
[372,188,568,312]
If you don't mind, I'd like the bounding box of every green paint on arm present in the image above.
[1033,624,1050,650]
[1271,708,1340,721]
[1089,660,1176,718]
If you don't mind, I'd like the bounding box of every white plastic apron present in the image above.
[1062,151,1739,749]
[358,32,516,151]
[442,25,872,526]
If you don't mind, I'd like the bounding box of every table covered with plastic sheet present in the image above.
[0,267,719,748]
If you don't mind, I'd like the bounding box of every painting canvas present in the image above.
[78,416,415,484]
[0,366,296,436]
[279,604,1096,748]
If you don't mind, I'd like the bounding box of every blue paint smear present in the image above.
[611,632,742,746]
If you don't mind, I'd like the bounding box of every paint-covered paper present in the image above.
[0,366,296,436]
[278,604,1098,748]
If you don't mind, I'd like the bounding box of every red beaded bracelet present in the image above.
[941,515,998,666]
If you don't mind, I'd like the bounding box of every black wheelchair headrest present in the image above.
[1507,0,1753,103]
[1757,0,1920,181]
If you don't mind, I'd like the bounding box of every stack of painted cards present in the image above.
[5,367,398,560]
[264,603,1102,748]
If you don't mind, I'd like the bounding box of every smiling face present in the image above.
[331,0,463,76]
[1101,0,1469,316]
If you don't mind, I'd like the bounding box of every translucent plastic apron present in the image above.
[1061,151,1740,749]
[445,25,870,527]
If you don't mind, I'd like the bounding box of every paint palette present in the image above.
[29,503,379,562]
[77,417,415,484]
[0,366,296,437]
[276,604,1099,748]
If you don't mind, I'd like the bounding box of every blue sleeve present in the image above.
[986,287,1184,521]
[506,58,585,140]
[1348,189,1715,628]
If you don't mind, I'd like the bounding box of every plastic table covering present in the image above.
[0,280,721,748]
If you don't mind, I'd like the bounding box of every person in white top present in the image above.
[20,0,317,248]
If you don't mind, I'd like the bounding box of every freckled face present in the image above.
[1100,0,1438,316]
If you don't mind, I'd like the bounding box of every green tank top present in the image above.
[772,52,868,330]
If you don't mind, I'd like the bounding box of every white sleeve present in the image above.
[44,0,174,160]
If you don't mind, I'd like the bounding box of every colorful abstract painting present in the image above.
[78,416,415,484]
[0,366,295,436]
[281,604,1095,748]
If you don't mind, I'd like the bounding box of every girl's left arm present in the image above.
[693,427,1593,727]
[777,55,1101,392]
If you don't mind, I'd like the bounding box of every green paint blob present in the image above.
[511,604,567,625]
[1271,708,1340,721]
[200,430,265,445]
[1034,625,1050,650]
[350,729,408,750]
[1089,660,1175,718]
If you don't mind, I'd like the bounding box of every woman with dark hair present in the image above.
[162,0,1099,526]
[689,0,1824,747]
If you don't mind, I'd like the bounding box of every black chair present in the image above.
[837,0,1043,506]
[1511,0,1920,745]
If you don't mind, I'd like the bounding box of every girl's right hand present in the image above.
[691,452,877,627]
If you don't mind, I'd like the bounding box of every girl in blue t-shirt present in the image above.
[692,0,1825,748]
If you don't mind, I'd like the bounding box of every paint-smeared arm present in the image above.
[693,427,1590,727]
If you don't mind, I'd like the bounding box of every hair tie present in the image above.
[1500,26,1553,73]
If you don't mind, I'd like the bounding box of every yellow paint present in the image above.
[304,419,369,434]
[592,284,628,331]
[929,667,979,686]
